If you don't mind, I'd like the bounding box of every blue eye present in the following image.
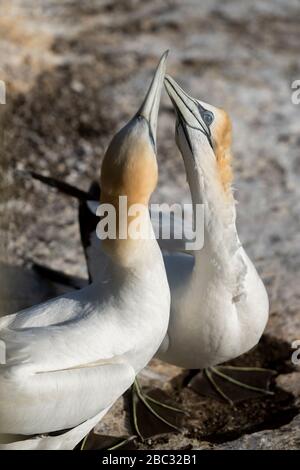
[203,111,214,126]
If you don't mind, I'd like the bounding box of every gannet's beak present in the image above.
[136,50,169,150]
[164,75,213,149]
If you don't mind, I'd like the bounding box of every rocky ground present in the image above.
[0,0,299,450]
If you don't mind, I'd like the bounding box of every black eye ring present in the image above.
[203,111,214,126]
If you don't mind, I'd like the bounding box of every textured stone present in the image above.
[276,372,300,405]
[211,414,300,450]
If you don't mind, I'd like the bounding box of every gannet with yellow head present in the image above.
[0,52,170,450]
[160,75,271,401]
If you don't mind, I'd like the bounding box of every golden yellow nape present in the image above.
[99,119,158,265]
[100,121,158,207]
[213,109,233,194]
[95,50,168,265]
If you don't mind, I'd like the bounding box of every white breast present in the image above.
[157,247,269,369]
[0,241,170,448]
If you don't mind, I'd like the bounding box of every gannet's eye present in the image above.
[203,111,214,126]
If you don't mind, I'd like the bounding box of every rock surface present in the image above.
[0,0,299,450]
[210,414,300,450]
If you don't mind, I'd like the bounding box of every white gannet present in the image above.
[161,75,272,402]
[22,74,274,440]
[0,52,170,450]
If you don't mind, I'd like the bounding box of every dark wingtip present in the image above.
[17,169,92,201]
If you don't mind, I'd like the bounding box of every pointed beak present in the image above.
[164,75,211,143]
[137,51,168,150]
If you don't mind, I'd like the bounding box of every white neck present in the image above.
[185,150,246,301]
[102,207,162,274]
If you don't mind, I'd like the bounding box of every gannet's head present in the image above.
[101,51,168,206]
[164,75,233,199]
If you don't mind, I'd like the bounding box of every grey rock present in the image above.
[0,263,75,316]
[211,414,300,450]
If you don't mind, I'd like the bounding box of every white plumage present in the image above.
[65,76,269,373]
[159,76,269,369]
[0,52,170,449]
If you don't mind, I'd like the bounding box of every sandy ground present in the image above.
[0,0,300,449]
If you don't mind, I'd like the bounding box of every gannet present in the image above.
[161,75,272,402]
[23,74,273,438]
[0,52,170,450]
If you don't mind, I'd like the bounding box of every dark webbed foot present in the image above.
[78,379,185,449]
[79,433,137,451]
[131,379,185,440]
[189,366,276,405]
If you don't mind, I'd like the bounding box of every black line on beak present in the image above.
[166,79,214,151]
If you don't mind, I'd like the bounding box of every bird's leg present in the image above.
[131,379,185,440]
[188,366,276,405]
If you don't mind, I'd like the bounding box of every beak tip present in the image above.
[159,50,169,74]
